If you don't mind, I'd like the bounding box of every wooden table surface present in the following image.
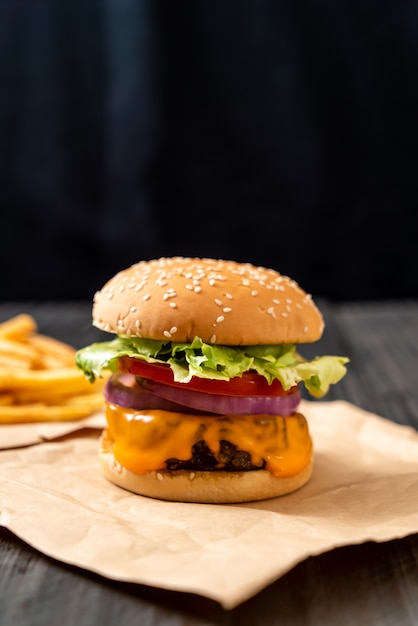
[1,300,418,626]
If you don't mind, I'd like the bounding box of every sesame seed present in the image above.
[194,286,202,293]
[214,298,223,306]
[272,299,280,305]
[267,307,276,319]
[225,293,233,299]
[216,315,225,323]
[157,473,163,481]
[223,307,232,313]
[304,326,309,333]
[129,306,137,312]
[296,303,302,309]
[189,472,196,480]
[169,302,177,308]
[170,326,177,334]
[107,293,113,300]
[210,334,217,343]
[281,312,288,318]
[242,279,250,286]
[163,330,172,338]
[251,290,258,296]
[143,294,151,301]
[119,285,125,292]
[209,279,216,286]
[186,284,193,290]
[286,304,292,312]
[135,320,141,328]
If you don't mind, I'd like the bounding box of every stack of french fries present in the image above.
[0,314,106,423]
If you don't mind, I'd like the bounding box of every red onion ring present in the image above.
[140,377,301,416]
[104,373,205,413]
[106,373,301,416]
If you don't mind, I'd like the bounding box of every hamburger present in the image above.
[76,257,348,503]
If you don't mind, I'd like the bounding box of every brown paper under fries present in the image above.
[1,401,418,608]
[0,412,106,449]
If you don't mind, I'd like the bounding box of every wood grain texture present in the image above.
[1,301,418,625]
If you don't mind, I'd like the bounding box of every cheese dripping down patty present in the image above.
[105,404,312,477]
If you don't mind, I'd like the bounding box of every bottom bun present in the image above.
[99,430,313,504]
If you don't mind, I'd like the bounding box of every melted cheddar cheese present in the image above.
[106,404,312,477]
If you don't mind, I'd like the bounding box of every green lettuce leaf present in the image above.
[76,336,349,398]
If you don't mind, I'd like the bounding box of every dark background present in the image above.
[1,1,417,302]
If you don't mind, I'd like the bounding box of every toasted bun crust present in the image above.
[99,429,313,503]
[93,257,324,345]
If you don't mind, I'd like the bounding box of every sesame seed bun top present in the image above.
[92,257,325,345]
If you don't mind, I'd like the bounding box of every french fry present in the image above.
[0,403,103,424]
[0,338,40,362]
[0,355,33,370]
[29,334,77,366]
[0,314,37,340]
[12,383,104,405]
[0,314,106,424]
[0,367,99,392]
[0,393,14,406]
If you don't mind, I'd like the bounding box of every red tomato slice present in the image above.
[118,356,295,397]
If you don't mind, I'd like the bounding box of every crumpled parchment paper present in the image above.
[0,412,106,449]
[1,400,418,608]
